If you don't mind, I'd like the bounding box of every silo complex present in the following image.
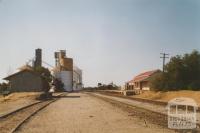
[52,50,82,92]
[53,50,73,92]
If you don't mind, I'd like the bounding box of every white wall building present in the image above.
[73,66,83,91]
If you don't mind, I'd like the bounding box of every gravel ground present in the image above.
[16,92,174,133]
[93,92,200,124]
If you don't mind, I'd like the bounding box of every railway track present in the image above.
[97,90,200,111]
[86,92,200,133]
[0,94,64,133]
[86,92,168,127]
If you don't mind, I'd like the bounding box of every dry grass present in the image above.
[133,90,200,106]
[0,92,41,103]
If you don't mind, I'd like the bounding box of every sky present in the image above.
[0,0,200,87]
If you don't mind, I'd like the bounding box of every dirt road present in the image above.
[15,92,174,133]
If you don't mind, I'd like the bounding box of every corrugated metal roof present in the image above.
[4,69,40,80]
[18,65,33,71]
[128,70,160,83]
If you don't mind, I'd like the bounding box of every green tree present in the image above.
[53,78,65,92]
[0,83,8,91]
[182,51,200,90]
[0,82,9,96]
[150,50,200,91]
[34,67,52,82]
[149,72,166,91]
[165,55,186,90]
[34,66,52,92]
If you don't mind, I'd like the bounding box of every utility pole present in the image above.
[160,53,169,72]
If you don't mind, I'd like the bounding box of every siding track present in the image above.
[0,94,64,133]
[86,92,200,133]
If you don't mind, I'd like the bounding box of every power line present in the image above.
[42,61,54,68]
[26,58,54,68]
[160,53,169,72]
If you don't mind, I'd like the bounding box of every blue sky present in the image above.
[0,0,200,86]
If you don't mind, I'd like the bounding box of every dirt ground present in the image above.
[16,92,174,133]
[133,90,200,105]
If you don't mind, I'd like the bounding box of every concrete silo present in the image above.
[53,50,73,92]
[34,48,42,68]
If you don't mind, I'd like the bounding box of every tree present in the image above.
[53,78,65,92]
[98,83,102,87]
[34,66,52,93]
[0,83,8,91]
[150,50,200,91]
[182,51,200,90]
[34,66,52,83]
[0,83,9,96]
[149,72,166,91]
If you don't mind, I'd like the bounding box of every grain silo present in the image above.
[52,50,73,92]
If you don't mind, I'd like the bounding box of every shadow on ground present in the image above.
[54,95,81,99]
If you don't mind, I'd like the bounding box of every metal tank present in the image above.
[60,71,73,92]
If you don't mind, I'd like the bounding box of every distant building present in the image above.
[4,69,45,92]
[73,66,83,91]
[126,70,160,91]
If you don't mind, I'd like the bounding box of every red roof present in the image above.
[128,70,160,83]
